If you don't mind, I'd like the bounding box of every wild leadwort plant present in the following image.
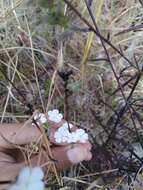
[33,109,89,144]
[47,109,63,123]
[8,167,44,190]
[54,122,88,143]
[33,109,63,125]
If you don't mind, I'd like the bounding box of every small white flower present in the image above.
[67,137,73,143]
[61,136,68,142]
[71,133,79,143]
[54,131,61,139]
[70,133,78,142]
[68,133,77,143]
[39,114,47,124]
[34,114,40,121]
[62,122,73,129]
[58,126,66,133]
[48,109,63,123]
[41,117,47,124]
[76,129,85,136]
[54,123,89,144]
[17,167,31,184]
[55,137,62,143]
[82,133,88,140]
[8,167,44,190]
[29,167,44,181]
[32,122,40,127]
[34,113,47,124]
[80,139,86,143]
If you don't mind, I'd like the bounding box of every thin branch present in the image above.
[82,0,143,149]
[63,0,133,65]
[115,24,143,36]
[138,0,143,7]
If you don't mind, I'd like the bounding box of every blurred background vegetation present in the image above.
[1,0,143,189]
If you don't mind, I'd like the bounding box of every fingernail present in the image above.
[85,151,92,161]
[67,148,79,164]
[67,146,88,164]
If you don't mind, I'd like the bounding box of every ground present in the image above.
[0,0,143,189]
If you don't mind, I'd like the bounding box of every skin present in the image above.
[0,120,92,190]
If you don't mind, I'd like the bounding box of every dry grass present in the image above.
[0,0,143,189]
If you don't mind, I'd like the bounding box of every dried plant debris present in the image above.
[1,0,143,189]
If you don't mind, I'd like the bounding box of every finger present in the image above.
[51,144,92,170]
[0,144,92,187]
[79,142,92,151]
[66,144,92,164]
[0,151,25,183]
[0,152,15,164]
[0,122,42,149]
[0,157,27,189]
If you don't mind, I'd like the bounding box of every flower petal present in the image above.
[27,182,44,190]
[17,167,31,184]
[30,167,44,182]
[8,184,21,190]
[52,109,59,115]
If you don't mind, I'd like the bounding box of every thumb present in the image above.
[51,144,92,171]
[67,144,92,164]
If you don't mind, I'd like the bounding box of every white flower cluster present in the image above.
[8,167,44,190]
[48,109,63,123]
[54,122,88,143]
[33,109,89,144]
[33,113,47,126]
[33,109,63,126]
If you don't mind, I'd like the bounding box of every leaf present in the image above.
[47,9,68,27]
[38,0,54,8]
[70,81,82,93]
[38,0,68,27]
[43,123,51,129]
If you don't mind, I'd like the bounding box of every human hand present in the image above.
[0,119,92,189]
